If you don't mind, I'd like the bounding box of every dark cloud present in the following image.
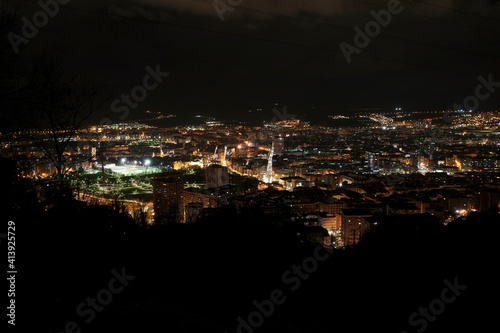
[132,0,348,18]
[3,0,500,123]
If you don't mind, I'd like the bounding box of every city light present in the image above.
[3,4,498,331]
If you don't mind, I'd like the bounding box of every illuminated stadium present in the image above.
[104,164,162,176]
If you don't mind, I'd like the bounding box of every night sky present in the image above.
[4,0,500,123]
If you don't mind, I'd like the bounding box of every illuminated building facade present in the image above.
[340,209,373,247]
[205,164,230,189]
[152,173,185,223]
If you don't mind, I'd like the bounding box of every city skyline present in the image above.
[2,1,500,333]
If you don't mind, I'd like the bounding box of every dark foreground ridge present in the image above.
[7,185,498,333]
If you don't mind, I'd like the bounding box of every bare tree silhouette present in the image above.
[18,56,108,189]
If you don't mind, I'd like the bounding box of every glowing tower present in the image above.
[265,141,274,183]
